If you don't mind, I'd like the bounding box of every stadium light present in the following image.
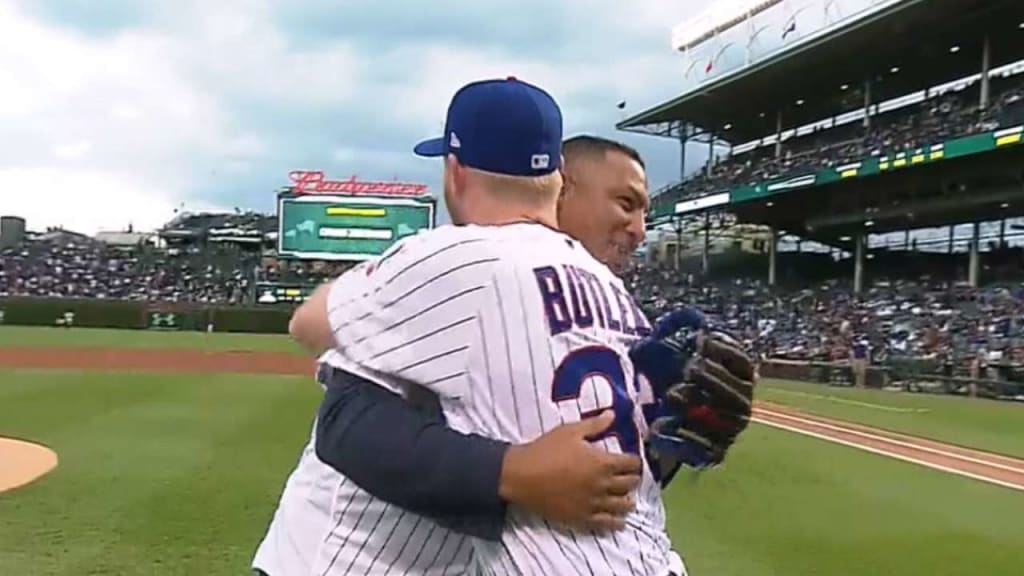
[865,220,875,227]
[724,123,733,130]
[839,235,851,242]
[796,99,805,106]
[840,84,849,91]
[1001,202,1010,209]
[890,66,900,74]
[766,201,774,207]
[949,45,960,54]
[1019,22,1024,29]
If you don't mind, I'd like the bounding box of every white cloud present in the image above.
[0,0,711,235]
[52,140,93,161]
[153,0,364,107]
[381,41,687,140]
[0,167,221,234]
[0,2,235,233]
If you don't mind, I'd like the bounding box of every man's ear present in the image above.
[446,154,465,193]
[558,168,572,200]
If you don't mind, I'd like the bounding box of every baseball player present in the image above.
[286,76,680,575]
[250,138,650,575]
[251,80,757,573]
[252,80,652,576]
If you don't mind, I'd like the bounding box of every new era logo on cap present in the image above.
[413,77,562,177]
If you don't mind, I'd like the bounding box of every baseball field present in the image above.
[1,326,1021,576]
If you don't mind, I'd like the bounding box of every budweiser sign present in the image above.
[288,171,429,197]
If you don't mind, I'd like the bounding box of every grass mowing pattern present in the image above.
[663,424,1024,576]
[759,379,1024,459]
[0,369,320,576]
[0,326,302,353]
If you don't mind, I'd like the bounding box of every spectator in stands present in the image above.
[656,75,1024,211]
[850,334,870,388]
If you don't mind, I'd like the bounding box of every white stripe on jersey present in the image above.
[252,425,475,575]
[252,351,474,575]
[465,257,670,576]
[320,223,674,576]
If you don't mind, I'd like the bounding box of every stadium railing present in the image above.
[759,358,1024,403]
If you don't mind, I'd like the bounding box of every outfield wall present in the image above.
[761,359,1024,403]
[0,297,291,334]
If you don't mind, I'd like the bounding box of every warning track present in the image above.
[754,404,1024,493]
[0,347,313,376]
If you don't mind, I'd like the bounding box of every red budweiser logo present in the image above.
[288,171,429,197]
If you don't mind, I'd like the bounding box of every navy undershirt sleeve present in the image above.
[313,366,509,541]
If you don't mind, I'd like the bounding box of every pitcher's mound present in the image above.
[0,438,58,493]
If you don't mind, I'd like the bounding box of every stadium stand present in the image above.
[0,209,355,306]
[648,72,1024,222]
[620,0,1024,399]
[0,228,254,304]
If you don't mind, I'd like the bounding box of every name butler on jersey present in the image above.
[324,221,674,576]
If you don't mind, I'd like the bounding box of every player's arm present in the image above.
[288,281,334,355]
[314,366,640,539]
[289,260,375,356]
[314,366,507,540]
[311,235,641,535]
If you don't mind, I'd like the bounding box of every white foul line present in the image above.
[752,416,1024,493]
[764,388,930,413]
[755,408,1024,475]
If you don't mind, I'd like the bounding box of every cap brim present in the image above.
[413,137,447,157]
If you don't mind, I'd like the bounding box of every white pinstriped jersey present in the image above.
[251,356,473,576]
[304,221,675,576]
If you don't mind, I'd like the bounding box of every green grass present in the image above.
[0,326,302,353]
[664,423,1024,576]
[1,365,1021,575]
[758,379,1024,458]
[0,368,320,575]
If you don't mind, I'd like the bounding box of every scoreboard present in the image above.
[277,193,435,261]
[255,282,317,304]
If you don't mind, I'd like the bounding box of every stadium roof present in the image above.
[671,0,785,53]
[619,0,1024,143]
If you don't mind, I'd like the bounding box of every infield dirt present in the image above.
[0,347,313,376]
[0,438,58,494]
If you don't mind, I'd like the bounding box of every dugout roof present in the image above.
[619,0,1024,144]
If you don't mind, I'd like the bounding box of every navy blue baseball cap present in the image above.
[413,77,563,177]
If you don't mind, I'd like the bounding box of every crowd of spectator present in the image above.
[0,230,362,305]
[0,233,257,304]
[626,252,1024,382]
[257,260,354,286]
[655,75,1024,210]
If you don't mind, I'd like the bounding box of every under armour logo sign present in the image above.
[531,154,550,169]
[449,132,461,148]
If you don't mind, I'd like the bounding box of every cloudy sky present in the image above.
[1,0,736,234]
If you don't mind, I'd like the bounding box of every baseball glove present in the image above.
[630,308,757,485]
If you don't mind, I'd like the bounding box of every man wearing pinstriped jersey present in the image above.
[266,77,687,576]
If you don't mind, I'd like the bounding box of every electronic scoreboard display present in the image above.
[255,282,316,304]
[277,193,435,261]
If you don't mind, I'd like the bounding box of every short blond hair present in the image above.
[466,166,562,206]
